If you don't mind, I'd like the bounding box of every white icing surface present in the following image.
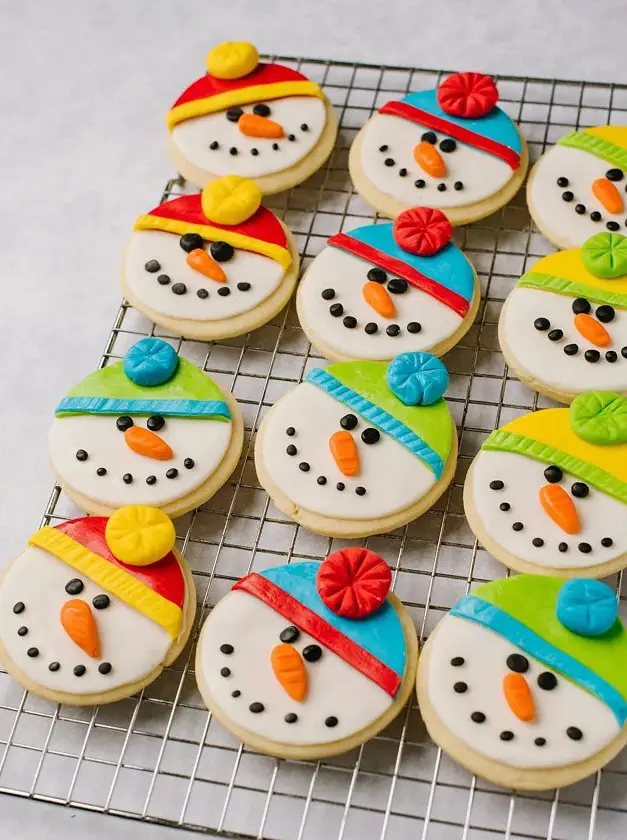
[426,615,619,768]
[261,382,440,519]
[359,112,513,208]
[199,590,394,745]
[0,546,173,694]
[501,287,627,394]
[529,144,626,248]
[299,247,465,359]
[49,413,232,507]
[171,96,326,178]
[125,230,286,322]
[471,450,627,568]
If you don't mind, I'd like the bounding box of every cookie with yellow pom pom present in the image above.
[0,506,195,705]
[165,41,338,193]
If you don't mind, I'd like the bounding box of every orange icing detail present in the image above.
[124,427,173,461]
[573,312,611,347]
[271,643,308,701]
[539,483,580,534]
[329,430,360,477]
[592,178,624,215]
[362,280,396,318]
[413,141,447,178]
[186,248,227,283]
[60,599,100,659]
[502,672,535,722]
[238,113,285,138]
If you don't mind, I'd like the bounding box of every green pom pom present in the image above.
[581,232,627,279]
[570,391,627,445]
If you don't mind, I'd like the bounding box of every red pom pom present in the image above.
[437,72,499,119]
[393,207,452,256]
[316,548,391,619]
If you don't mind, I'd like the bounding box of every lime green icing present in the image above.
[518,272,627,307]
[559,130,627,170]
[570,392,627,446]
[581,233,627,280]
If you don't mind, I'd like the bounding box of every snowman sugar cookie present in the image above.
[196,548,418,759]
[500,232,627,403]
[464,391,627,578]
[297,207,479,361]
[165,41,338,193]
[48,338,243,518]
[255,352,457,537]
[0,506,195,705]
[122,176,299,341]
[528,125,627,248]
[349,72,528,223]
[417,575,627,790]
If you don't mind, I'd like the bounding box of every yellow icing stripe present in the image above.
[134,214,292,270]
[29,528,182,639]
[527,248,627,296]
[166,81,324,128]
[585,126,627,148]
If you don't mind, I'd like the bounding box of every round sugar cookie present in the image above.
[0,506,195,705]
[48,338,244,518]
[196,549,418,759]
[417,575,627,790]
[463,392,627,578]
[122,177,300,341]
[499,232,627,403]
[527,125,627,249]
[297,207,479,361]
[254,352,457,538]
[349,72,528,223]
[165,41,338,193]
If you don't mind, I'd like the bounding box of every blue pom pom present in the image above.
[556,579,618,637]
[385,352,449,406]
[123,338,178,387]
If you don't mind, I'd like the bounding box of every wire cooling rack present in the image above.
[2,56,627,840]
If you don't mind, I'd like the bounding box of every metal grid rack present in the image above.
[2,56,627,840]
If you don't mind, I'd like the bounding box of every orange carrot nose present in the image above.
[592,177,624,215]
[363,280,396,318]
[124,426,173,460]
[60,599,100,659]
[329,430,360,477]
[503,672,534,722]
[271,643,308,701]
[413,141,447,178]
[573,312,611,347]
[186,248,227,283]
[238,113,284,139]
[539,483,580,534]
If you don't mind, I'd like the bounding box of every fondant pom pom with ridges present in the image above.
[556,578,618,637]
[393,207,452,256]
[386,352,449,406]
[316,548,392,618]
[123,338,178,387]
[437,72,499,119]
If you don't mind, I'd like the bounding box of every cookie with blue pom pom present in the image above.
[254,352,457,536]
[48,338,244,518]
[296,207,479,362]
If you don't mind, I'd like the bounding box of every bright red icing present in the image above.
[437,72,499,118]
[316,548,392,619]
[172,63,312,109]
[393,207,452,257]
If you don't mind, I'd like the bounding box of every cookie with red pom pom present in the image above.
[195,551,418,759]
[349,72,528,224]
[297,206,479,361]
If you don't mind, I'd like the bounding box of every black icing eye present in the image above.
[303,645,322,662]
[65,578,84,596]
[537,672,558,690]
[116,416,134,432]
[179,232,204,253]
[572,298,591,315]
[439,138,457,153]
[421,131,437,144]
[210,241,235,262]
[596,305,615,323]
[361,428,380,444]
[367,267,387,283]
[340,414,358,431]
[606,168,624,182]
[226,107,243,122]
[253,103,271,117]
[387,277,408,294]
[280,626,300,643]
[544,465,563,483]
[147,415,165,432]
[506,653,529,673]
[571,482,589,498]
[92,594,110,610]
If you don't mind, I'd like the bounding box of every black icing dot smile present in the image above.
[205,105,312,157]
[532,298,624,363]
[553,174,627,229]
[284,421,370,496]
[378,136,464,191]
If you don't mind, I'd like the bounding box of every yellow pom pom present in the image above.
[201,175,262,225]
[206,41,259,80]
[105,505,176,567]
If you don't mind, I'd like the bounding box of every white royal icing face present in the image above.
[529,145,627,247]
[427,615,619,768]
[471,450,627,569]
[299,247,464,359]
[261,382,439,520]
[49,413,232,507]
[125,230,285,322]
[501,287,627,394]
[0,546,173,694]
[171,96,327,178]
[359,113,513,207]
[199,590,393,745]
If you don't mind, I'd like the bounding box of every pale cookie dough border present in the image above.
[463,459,627,579]
[0,551,197,707]
[295,264,481,362]
[195,592,418,761]
[52,388,244,520]
[526,157,578,250]
[165,97,338,195]
[417,622,627,791]
[348,126,529,225]
[120,226,300,342]
[254,409,458,538]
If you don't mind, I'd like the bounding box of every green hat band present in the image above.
[559,130,627,171]
[519,271,627,308]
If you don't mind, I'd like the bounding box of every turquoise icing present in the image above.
[123,338,178,387]
[55,397,230,419]
[386,353,448,406]
[556,580,619,638]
